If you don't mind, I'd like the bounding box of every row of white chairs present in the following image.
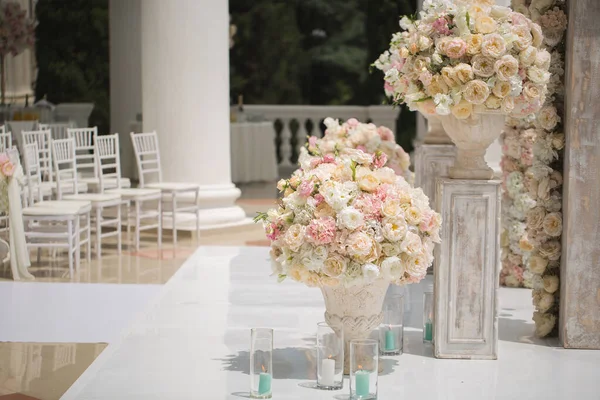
[4,128,201,277]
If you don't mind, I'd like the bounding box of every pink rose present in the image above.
[346,118,359,128]
[322,154,336,164]
[419,210,436,232]
[384,82,394,96]
[265,223,281,241]
[2,161,14,177]
[432,17,451,35]
[356,145,368,153]
[310,158,322,169]
[445,38,467,59]
[298,180,315,197]
[377,126,394,141]
[373,151,387,169]
[313,193,325,206]
[0,153,9,166]
[306,217,336,245]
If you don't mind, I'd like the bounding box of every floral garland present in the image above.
[499,0,567,337]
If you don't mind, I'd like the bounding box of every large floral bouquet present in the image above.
[0,151,16,212]
[307,117,413,184]
[374,0,551,119]
[258,148,441,289]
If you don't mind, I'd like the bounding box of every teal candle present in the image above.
[355,370,370,397]
[425,320,433,341]
[385,329,395,351]
[258,372,272,395]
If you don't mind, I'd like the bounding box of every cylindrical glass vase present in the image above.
[379,294,404,355]
[423,285,434,343]
[316,322,344,390]
[349,339,378,400]
[250,328,273,399]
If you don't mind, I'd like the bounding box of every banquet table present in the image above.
[230,122,278,183]
[61,246,600,400]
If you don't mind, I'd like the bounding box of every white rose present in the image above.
[493,80,511,98]
[494,55,519,81]
[381,242,401,257]
[403,252,429,278]
[381,256,406,280]
[472,55,496,77]
[537,106,560,131]
[530,22,544,47]
[539,240,561,261]
[454,63,474,84]
[512,25,533,51]
[347,232,373,258]
[343,148,373,165]
[356,167,380,192]
[523,82,542,101]
[466,34,483,55]
[405,207,422,226]
[528,255,549,274]
[475,16,497,34]
[490,5,511,19]
[323,253,348,277]
[535,49,551,70]
[284,224,306,252]
[485,94,502,110]
[527,66,550,85]
[400,231,423,257]
[337,207,365,231]
[376,167,397,184]
[543,275,559,294]
[382,218,408,242]
[362,263,380,283]
[519,46,538,67]
[451,99,473,119]
[381,199,403,219]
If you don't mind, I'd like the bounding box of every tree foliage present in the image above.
[34,0,109,134]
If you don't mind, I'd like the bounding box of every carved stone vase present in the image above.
[321,279,389,374]
[437,112,506,180]
[418,111,453,145]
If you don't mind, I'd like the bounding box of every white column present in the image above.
[109,0,142,179]
[141,0,245,227]
[4,0,34,105]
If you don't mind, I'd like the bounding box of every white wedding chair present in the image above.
[21,143,91,276]
[22,129,88,198]
[52,138,124,258]
[0,130,12,151]
[67,127,131,190]
[96,134,162,252]
[39,122,75,140]
[131,131,200,247]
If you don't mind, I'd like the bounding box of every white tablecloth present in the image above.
[231,122,278,183]
[61,246,600,400]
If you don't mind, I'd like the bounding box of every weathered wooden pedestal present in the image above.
[414,144,456,211]
[433,178,501,359]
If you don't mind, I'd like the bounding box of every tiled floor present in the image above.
[0,198,274,399]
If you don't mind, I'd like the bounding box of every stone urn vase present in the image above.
[419,111,453,145]
[437,112,506,180]
[321,279,389,374]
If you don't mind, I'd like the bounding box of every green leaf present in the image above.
[277,274,287,283]
[253,212,268,223]
[350,160,357,181]
[413,96,433,103]
[466,12,470,31]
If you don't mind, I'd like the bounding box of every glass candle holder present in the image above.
[250,328,273,399]
[349,339,378,400]
[379,294,404,355]
[316,322,344,390]
[423,285,434,343]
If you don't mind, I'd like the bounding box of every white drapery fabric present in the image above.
[7,163,33,280]
[230,122,278,183]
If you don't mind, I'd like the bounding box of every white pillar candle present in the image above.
[321,358,336,386]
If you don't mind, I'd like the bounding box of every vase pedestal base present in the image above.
[414,144,457,210]
[433,178,500,359]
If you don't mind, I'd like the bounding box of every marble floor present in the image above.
[0,198,273,399]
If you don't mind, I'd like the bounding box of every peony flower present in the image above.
[463,79,490,104]
[475,16,497,34]
[1,161,15,177]
[337,207,364,231]
[451,99,473,119]
[322,252,348,277]
[485,94,502,110]
[472,55,496,77]
[494,55,519,81]
[283,224,306,252]
[481,33,507,58]
[382,218,408,242]
[346,232,373,259]
[523,82,542,101]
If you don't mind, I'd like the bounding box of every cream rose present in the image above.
[466,34,483,55]
[404,253,429,278]
[535,49,551,70]
[543,275,559,294]
[441,66,460,88]
[527,206,546,230]
[445,38,468,59]
[435,37,452,55]
[472,55,496,77]
[405,207,422,226]
[543,212,562,237]
[463,79,490,104]
[530,22,543,47]
[323,253,347,277]
[537,106,560,131]
[382,218,408,242]
[537,291,555,313]
[454,63,474,83]
[519,46,538,66]
[523,82,542,101]
[481,34,507,58]
[539,240,561,261]
[337,207,364,231]
[527,66,550,85]
[512,25,533,50]
[382,242,401,257]
[346,232,373,259]
[284,224,306,252]
[400,231,423,257]
[356,167,380,192]
[528,255,549,274]
[475,16,497,34]
[485,94,502,110]
[494,55,519,81]
[551,133,565,150]
[376,167,396,184]
[493,80,511,98]
[501,96,515,114]
[451,99,474,119]
[381,199,403,219]
[426,75,450,96]
[490,5,511,19]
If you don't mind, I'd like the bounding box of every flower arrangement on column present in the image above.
[373,0,550,180]
[500,0,567,337]
[0,0,35,105]
[258,139,440,370]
